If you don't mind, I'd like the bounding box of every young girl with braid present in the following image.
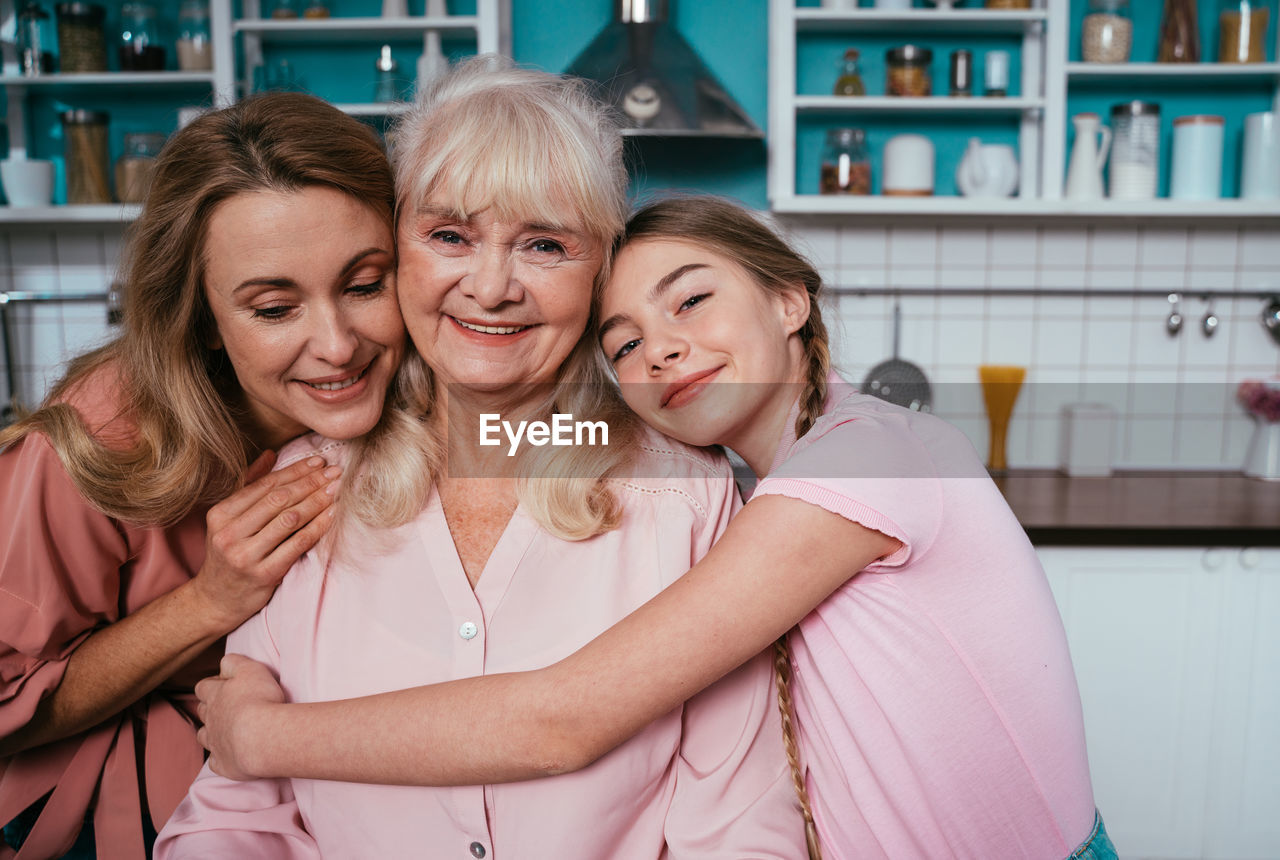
[194,196,1116,860]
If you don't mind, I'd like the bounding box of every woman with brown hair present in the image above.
[0,92,405,859]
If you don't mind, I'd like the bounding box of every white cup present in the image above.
[883,134,935,195]
[1,159,55,207]
[1241,111,1279,200]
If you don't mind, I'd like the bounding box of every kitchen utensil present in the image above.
[1201,296,1219,338]
[1262,296,1280,344]
[1167,293,1184,336]
[1065,113,1111,200]
[861,303,932,412]
[979,365,1025,475]
[956,138,1019,197]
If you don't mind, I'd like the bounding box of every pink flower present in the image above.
[1238,379,1280,422]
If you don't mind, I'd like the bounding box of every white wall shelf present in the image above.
[233,16,482,45]
[794,8,1047,35]
[0,204,140,224]
[333,101,414,117]
[770,0,1280,221]
[795,95,1044,115]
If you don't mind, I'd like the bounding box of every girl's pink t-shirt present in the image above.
[752,376,1096,860]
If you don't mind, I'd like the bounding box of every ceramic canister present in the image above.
[1170,114,1224,200]
[882,133,934,195]
[1241,111,1279,200]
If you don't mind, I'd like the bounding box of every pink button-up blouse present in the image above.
[157,430,805,859]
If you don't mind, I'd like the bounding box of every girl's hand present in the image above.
[196,654,285,780]
[190,451,341,632]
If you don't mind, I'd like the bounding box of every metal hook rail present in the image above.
[0,289,116,425]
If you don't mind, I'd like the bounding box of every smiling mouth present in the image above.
[304,365,369,391]
[451,317,532,335]
[661,367,723,409]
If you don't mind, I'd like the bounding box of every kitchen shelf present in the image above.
[795,95,1044,115]
[0,204,140,225]
[769,195,1280,220]
[1066,62,1280,85]
[233,16,481,45]
[0,72,217,96]
[794,8,1048,35]
[333,101,414,117]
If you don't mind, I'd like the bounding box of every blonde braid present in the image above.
[775,635,822,860]
[794,301,832,441]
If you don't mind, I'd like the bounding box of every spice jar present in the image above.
[119,3,165,71]
[61,109,112,204]
[820,128,871,195]
[833,49,865,97]
[984,50,1009,96]
[271,0,299,19]
[1082,0,1133,63]
[55,3,106,73]
[886,45,932,98]
[949,50,973,97]
[1158,0,1201,62]
[985,0,1031,7]
[303,2,331,18]
[374,45,400,102]
[1219,0,1269,63]
[17,2,54,76]
[115,131,165,204]
[178,0,213,71]
[1110,101,1161,200]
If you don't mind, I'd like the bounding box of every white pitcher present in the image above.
[956,138,1018,198]
[1065,112,1111,201]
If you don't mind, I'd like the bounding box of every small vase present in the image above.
[1243,418,1280,481]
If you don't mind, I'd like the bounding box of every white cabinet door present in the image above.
[1040,547,1225,860]
[1202,547,1280,860]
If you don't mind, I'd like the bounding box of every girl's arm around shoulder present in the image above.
[199,493,898,786]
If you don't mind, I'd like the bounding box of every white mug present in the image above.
[1,159,55,207]
[1242,111,1279,200]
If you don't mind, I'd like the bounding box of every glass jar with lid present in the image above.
[55,3,106,73]
[115,132,166,204]
[1157,0,1201,62]
[178,0,212,71]
[1110,100,1161,200]
[886,45,932,97]
[1219,0,1269,63]
[820,128,871,195]
[119,2,165,71]
[1082,0,1133,63]
[61,109,112,204]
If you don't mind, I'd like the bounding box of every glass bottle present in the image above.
[271,0,299,20]
[119,2,165,71]
[17,3,53,76]
[949,50,973,97]
[374,45,400,102]
[178,0,213,71]
[886,45,932,97]
[1219,0,1269,63]
[1082,0,1133,63]
[114,131,166,204]
[820,128,871,195]
[833,49,865,97]
[1158,0,1201,62]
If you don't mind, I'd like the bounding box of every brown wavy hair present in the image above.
[0,92,397,526]
[616,195,831,860]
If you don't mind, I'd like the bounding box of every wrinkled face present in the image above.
[203,186,403,449]
[598,237,807,448]
[394,200,602,397]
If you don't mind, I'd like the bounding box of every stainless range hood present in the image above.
[565,0,764,139]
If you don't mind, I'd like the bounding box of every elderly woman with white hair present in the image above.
[155,58,804,859]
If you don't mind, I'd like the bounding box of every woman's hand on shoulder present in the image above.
[190,451,341,633]
[196,653,285,780]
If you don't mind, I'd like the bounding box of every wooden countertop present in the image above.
[996,471,1280,546]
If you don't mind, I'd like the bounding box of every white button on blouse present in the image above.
[458,621,478,640]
